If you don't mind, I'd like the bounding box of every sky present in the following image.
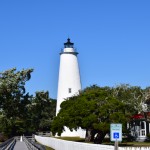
[0,0,150,99]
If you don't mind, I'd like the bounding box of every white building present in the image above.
[129,113,150,141]
[56,38,85,137]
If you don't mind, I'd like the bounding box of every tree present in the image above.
[0,68,33,137]
[112,84,150,113]
[0,68,56,137]
[29,91,56,132]
[52,85,132,143]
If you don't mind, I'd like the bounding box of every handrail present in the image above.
[0,137,16,150]
[23,136,46,150]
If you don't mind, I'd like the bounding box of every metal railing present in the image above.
[23,136,46,150]
[0,137,16,150]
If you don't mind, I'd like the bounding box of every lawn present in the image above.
[36,141,54,150]
[56,136,85,142]
[45,146,55,150]
[118,142,150,147]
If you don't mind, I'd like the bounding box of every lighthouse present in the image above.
[56,38,85,137]
[56,38,81,115]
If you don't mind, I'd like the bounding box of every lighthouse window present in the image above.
[68,88,72,93]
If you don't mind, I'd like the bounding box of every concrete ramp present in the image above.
[13,141,28,150]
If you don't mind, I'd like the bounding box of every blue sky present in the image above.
[0,0,150,99]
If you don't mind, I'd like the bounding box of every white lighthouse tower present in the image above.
[56,38,81,115]
[56,38,85,137]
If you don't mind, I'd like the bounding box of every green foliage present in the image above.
[0,68,56,137]
[52,84,147,143]
[0,133,7,142]
[0,68,33,137]
[112,84,144,114]
[30,91,56,132]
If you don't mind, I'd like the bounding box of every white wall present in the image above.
[35,135,150,150]
[35,135,114,150]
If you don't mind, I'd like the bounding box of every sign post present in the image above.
[110,124,122,150]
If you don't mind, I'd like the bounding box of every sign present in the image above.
[113,132,119,139]
[110,124,122,141]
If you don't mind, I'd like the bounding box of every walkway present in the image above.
[13,141,28,150]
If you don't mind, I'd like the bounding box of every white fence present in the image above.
[123,148,150,150]
[35,135,114,150]
[35,135,150,150]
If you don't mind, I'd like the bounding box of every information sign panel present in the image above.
[110,124,122,141]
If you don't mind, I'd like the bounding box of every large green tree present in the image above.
[52,85,133,143]
[29,91,56,132]
[0,68,33,136]
[0,68,56,137]
[112,84,150,116]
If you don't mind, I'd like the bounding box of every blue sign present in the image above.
[113,132,119,139]
[110,124,122,141]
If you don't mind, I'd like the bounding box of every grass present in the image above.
[45,146,55,150]
[103,142,150,147]
[36,141,55,150]
[118,142,150,147]
[103,138,150,147]
[56,136,85,142]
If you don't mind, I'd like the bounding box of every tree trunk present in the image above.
[85,128,92,142]
[85,128,97,142]
[85,129,106,144]
[93,130,107,144]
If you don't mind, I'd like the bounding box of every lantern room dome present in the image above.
[64,38,74,48]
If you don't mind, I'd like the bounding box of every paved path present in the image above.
[13,141,28,150]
